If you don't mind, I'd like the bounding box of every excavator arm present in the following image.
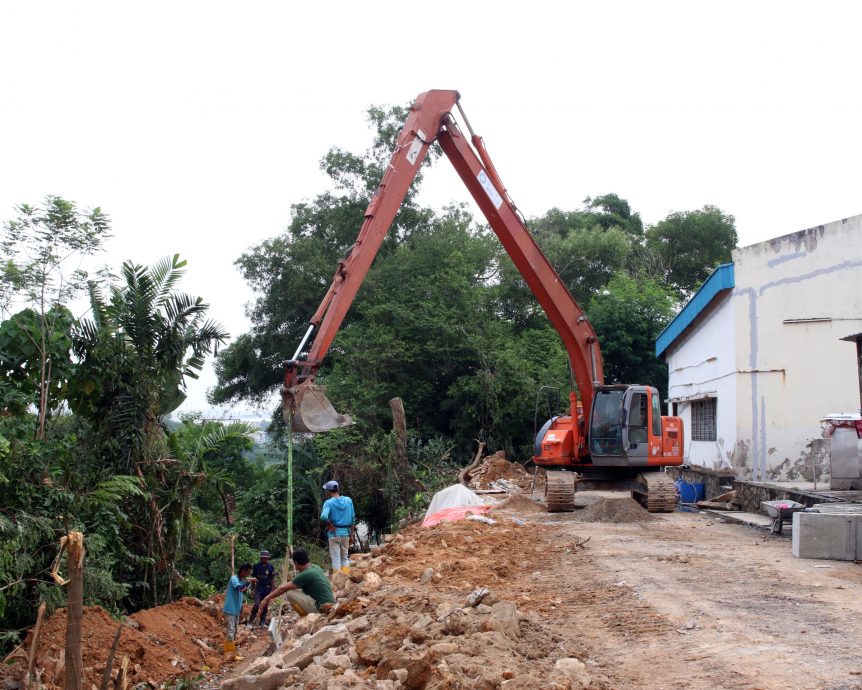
[283,89,603,432]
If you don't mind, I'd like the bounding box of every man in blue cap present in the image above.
[245,549,275,627]
[320,480,355,573]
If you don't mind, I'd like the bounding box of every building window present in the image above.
[691,398,717,442]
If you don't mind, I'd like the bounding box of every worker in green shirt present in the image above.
[260,549,335,617]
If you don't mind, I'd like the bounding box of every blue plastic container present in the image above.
[677,481,705,504]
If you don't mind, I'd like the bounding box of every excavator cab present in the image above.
[587,385,681,467]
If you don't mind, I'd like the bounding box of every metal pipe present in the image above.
[291,325,315,361]
[455,100,475,139]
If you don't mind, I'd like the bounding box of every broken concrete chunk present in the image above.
[377,647,431,690]
[345,615,371,634]
[278,623,349,670]
[299,663,333,690]
[410,614,433,630]
[428,642,459,656]
[243,656,270,675]
[321,654,352,671]
[220,666,299,690]
[485,602,520,638]
[331,570,350,590]
[553,658,592,690]
[361,572,383,593]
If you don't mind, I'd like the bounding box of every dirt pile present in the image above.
[4,597,241,689]
[465,451,533,491]
[236,513,606,689]
[570,498,655,523]
[493,493,545,514]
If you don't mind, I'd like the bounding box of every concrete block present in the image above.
[792,512,861,560]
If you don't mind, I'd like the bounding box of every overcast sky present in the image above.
[2,1,860,416]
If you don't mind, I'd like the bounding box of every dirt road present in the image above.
[522,498,862,690]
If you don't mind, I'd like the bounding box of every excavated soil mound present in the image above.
[7,598,228,689]
[468,452,532,490]
[494,493,546,514]
[571,498,655,523]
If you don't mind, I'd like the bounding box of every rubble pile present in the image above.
[464,452,533,492]
[233,519,606,690]
[4,597,238,689]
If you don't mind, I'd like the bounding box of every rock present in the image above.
[377,647,431,690]
[485,601,520,639]
[299,663,332,690]
[278,623,350,670]
[355,624,413,665]
[419,568,434,584]
[244,656,271,675]
[293,612,321,637]
[322,654,352,671]
[553,658,592,690]
[220,667,299,690]
[390,668,409,683]
[325,669,368,689]
[400,541,416,554]
[361,572,383,593]
[428,642,459,656]
[435,602,458,619]
[475,604,492,615]
[410,614,433,630]
[331,570,350,590]
[346,615,371,634]
[349,571,365,583]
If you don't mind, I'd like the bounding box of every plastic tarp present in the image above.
[422,484,492,527]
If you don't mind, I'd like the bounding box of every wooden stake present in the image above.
[64,531,85,690]
[113,655,129,690]
[26,601,46,688]
[99,624,123,690]
[229,534,237,574]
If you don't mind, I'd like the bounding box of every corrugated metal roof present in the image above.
[654,263,734,357]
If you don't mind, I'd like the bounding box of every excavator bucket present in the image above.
[282,379,353,433]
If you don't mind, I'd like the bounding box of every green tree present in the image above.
[69,254,229,605]
[0,197,111,437]
[587,274,677,401]
[645,205,737,298]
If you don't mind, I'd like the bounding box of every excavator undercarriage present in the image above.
[544,469,677,514]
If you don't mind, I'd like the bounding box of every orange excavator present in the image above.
[281,90,684,512]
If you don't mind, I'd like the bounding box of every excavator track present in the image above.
[632,472,678,513]
[545,471,576,512]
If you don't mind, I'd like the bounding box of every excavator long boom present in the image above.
[284,90,604,432]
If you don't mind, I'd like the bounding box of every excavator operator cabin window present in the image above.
[651,389,661,437]
[628,392,648,444]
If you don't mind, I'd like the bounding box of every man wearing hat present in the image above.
[320,480,356,573]
[246,549,276,627]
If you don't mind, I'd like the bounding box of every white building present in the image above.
[655,214,862,481]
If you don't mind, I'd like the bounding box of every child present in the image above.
[223,563,255,660]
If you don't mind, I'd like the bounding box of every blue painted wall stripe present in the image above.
[655,263,735,357]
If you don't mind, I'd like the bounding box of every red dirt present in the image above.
[4,598,237,689]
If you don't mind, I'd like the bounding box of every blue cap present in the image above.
[323,480,339,492]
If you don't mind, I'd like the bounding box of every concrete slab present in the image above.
[701,510,774,530]
[792,512,861,560]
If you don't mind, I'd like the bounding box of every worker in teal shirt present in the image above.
[222,563,254,658]
[320,480,355,573]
